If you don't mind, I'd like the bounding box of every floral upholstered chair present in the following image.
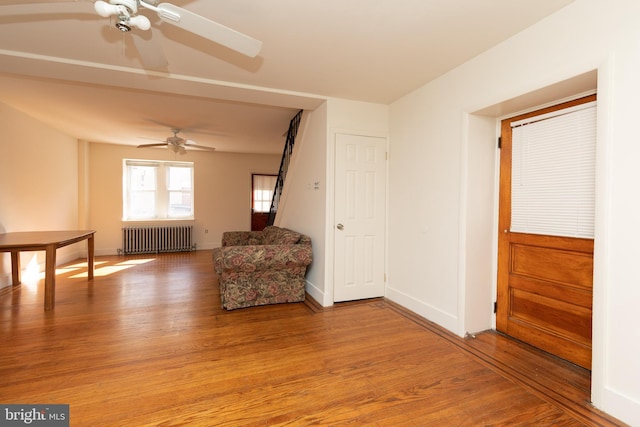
[212,226,312,310]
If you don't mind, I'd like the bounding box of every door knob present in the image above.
[337,223,344,230]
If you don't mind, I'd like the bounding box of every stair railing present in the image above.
[267,110,303,226]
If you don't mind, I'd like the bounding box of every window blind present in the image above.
[510,101,596,238]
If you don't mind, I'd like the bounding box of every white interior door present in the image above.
[334,133,387,302]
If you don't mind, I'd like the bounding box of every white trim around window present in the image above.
[123,159,194,221]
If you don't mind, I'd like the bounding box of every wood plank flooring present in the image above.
[0,250,625,426]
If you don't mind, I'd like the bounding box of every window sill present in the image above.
[122,219,195,225]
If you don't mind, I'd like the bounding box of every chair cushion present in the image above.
[263,226,301,245]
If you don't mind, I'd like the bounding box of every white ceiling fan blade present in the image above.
[137,143,168,148]
[155,3,262,58]
[138,135,167,142]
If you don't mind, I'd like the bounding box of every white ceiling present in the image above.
[0,0,574,154]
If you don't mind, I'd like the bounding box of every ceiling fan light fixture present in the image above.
[94,1,122,18]
[115,20,131,32]
[129,15,151,31]
[167,144,187,155]
[112,0,138,14]
[95,0,149,32]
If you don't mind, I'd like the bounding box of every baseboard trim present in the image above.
[602,387,640,426]
[385,285,459,334]
[305,280,328,307]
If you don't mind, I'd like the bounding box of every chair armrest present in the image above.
[222,231,264,247]
[217,244,312,271]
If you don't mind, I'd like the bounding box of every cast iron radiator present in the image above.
[120,225,195,255]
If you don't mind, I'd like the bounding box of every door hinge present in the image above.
[498,137,502,149]
[493,301,497,313]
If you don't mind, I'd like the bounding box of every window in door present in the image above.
[251,174,277,231]
[510,101,596,238]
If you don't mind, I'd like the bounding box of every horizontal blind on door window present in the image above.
[511,102,596,238]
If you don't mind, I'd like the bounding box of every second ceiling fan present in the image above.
[138,128,216,155]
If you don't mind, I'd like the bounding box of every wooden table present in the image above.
[0,230,95,310]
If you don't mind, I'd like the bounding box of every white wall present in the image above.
[88,142,280,255]
[388,0,640,424]
[0,102,79,288]
[278,99,388,306]
[325,99,389,306]
[461,114,497,333]
[275,107,328,303]
[597,24,640,424]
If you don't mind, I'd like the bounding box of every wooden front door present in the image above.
[497,95,596,370]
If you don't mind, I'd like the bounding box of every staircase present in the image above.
[267,110,303,226]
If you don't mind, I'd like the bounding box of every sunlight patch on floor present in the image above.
[116,259,155,265]
[71,266,129,278]
[63,260,109,269]
[69,258,155,278]
[55,261,108,276]
[20,258,157,281]
[21,255,41,290]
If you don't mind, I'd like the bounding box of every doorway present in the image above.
[251,174,277,231]
[334,133,387,302]
[496,95,596,369]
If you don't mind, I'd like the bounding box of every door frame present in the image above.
[250,173,277,231]
[495,94,597,369]
[464,73,609,407]
[488,89,599,327]
[327,130,389,306]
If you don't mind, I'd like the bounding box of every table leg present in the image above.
[87,233,94,280]
[44,244,57,311]
[10,250,20,286]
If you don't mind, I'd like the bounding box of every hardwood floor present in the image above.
[0,251,625,426]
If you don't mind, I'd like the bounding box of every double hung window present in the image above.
[123,159,194,220]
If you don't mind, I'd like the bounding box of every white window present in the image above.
[252,174,277,213]
[123,159,194,220]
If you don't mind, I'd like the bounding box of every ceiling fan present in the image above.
[138,128,216,155]
[1,0,263,58]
